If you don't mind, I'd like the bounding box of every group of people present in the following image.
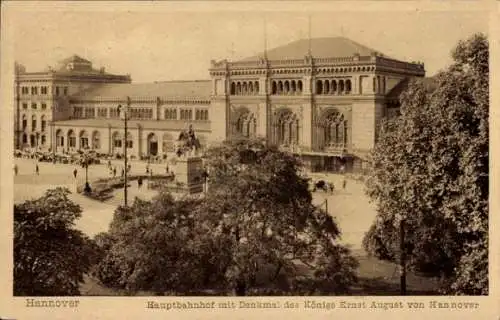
[312,177,347,193]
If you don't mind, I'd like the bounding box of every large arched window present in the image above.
[79,130,89,149]
[324,80,330,94]
[92,131,100,149]
[67,130,76,148]
[112,131,122,149]
[322,110,348,149]
[236,82,242,95]
[56,129,64,147]
[275,110,299,146]
[345,79,352,94]
[339,80,345,94]
[235,112,257,138]
[331,80,337,94]
[284,81,290,94]
[278,81,283,94]
[297,80,303,93]
[316,80,323,94]
[22,114,27,130]
[254,81,259,94]
[272,81,277,95]
[230,82,236,95]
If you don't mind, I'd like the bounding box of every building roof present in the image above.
[240,37,388,61]
[54,118,211,132]
[59,55,92,65]
[73,80,212,100]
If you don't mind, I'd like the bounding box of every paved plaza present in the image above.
[13,158,376,249]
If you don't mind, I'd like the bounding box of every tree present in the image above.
[200,137,358,295]
[94,137,358,295]
[14,188,98,296]
[363,33,488,295]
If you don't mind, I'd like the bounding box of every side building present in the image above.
[14,37,425,172]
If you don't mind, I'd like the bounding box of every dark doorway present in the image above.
[149,142,158,156]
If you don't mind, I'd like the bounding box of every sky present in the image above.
[5,2,489,83]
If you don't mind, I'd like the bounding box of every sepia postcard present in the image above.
[0,1,499,319]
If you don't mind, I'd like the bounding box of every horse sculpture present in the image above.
[176,125,201,157]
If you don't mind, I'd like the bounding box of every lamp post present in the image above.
[83,156,91,193]
[118,96,131,207]
[399,215,407,295]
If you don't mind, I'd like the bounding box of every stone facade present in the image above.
[14,37,425,172]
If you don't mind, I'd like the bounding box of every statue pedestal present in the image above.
[175,156,204,194]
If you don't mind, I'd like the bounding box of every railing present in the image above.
[323,143,348,154]
[278,143,351,156]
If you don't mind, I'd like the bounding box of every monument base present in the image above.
[175,156,204,194]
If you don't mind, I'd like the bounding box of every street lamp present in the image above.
[83,156,91,194]
[117,97,131,207]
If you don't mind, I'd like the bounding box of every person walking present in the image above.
[14,164,18,176]
[342,178,347,190]
[166,164,169,174]
[73,168,77,178]
[113,167,117,177]
[35,164,39,175]
[138,176,143,189]
[121,168,124,177]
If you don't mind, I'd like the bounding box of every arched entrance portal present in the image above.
[147,133,158,156]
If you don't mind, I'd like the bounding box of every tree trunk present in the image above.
[235,279,246,296]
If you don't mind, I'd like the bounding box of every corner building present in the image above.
[15,37,425,172]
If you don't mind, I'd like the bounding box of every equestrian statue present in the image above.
[176,125,201,157]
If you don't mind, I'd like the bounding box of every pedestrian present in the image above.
[121,168,124,177]
[35,164,39,175]
[14,164,18,176]
[108,160,111,169]
[166,164,169,174]
[73,168,77,178]
[127,164,131,173]
[342,178,347,190]
[138,176,143,188]
[113,167,117,177]
[329,182,335,193]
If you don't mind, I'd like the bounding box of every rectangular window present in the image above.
[41,135,46,145]
[31,103,37,109]
[22,103,28,109]
[32,119,36,130]
[41,86,48,95]
[114,139,122,148]
[22,87,29,95]
[98,108,107,118]
[69,137,76,148]
[64,87,68,95]
[31,87,38,95]
[41,103,47,110]
[126,140,133,148]
[41,120,46,132]
[55,87,60,96]
[110,108,119,118]
[180,109,193,120]
[22,119,27,129]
